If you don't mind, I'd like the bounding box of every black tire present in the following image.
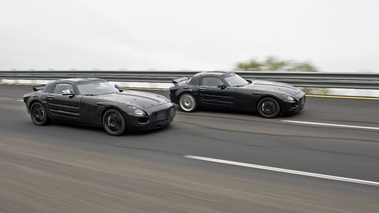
[179,93,197,112]
[102,109,127,136]
[30,102,50,126]
[257,97,281,118]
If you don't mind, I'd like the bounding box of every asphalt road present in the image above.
[1,85,379,213]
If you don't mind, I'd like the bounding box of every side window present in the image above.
[53,83,74,94]
[201,77,223,87]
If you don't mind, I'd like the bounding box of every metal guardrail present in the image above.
[1,70,379,89]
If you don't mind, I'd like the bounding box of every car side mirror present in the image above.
[115,84,123,92]
[62,89,75,97]
[218,83,227,89]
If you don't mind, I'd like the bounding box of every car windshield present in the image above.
[77,81,119,95]
[223,72,249,87]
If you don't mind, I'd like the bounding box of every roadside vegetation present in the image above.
[235,56,328,95]
[235,56,317,72]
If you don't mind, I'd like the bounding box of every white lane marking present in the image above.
[18,99,24,102]
[184,155,379,187]
[282,120,379,131]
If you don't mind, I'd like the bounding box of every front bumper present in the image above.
[281,94,306,113]
[128,103,176,131]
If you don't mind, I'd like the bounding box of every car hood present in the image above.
[95,91,170,109]
[244,80,302,96]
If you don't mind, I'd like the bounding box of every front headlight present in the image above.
[127,105,148,117]
[134,109,147,117]
[286,96,296,103]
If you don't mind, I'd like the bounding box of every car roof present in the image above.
[54,78,103,83]
[194,71,231,77]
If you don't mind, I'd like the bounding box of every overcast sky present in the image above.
[1,0,378,72]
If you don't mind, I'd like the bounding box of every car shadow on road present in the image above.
[47,120,174,136]
[177,107,305,120]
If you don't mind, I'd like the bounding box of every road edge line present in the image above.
[184,155,379,187]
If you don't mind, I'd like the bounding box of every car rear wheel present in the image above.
[30,102,50,126]
[257,97,280,118]
[179,93,197,112]
[102,109,127,136]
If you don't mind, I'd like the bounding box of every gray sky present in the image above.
[1,0,378,72]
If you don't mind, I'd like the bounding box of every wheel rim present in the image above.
[180,94,195,111]
[106,113,121,132]
[261,100,277,116]
[32,105,45,123]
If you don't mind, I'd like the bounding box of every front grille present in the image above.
[156,111,167,121]
[169,107,175,117]
[300,96,306,105]
[154,107,175,121]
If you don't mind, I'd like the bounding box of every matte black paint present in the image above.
[24,78,176,132]
[170,71,305,115]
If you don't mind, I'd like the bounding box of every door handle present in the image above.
[199,87,206,91]
[47,95,54,100]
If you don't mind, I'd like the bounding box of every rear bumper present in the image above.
[169,93,179,105]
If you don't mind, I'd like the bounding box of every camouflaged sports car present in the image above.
[170,71,305,118]
[24,78,175,136]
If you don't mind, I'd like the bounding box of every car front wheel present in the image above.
[30,102,50,126]
[257,97,280,118]
[179,93,197,112]
[102,109,127,136]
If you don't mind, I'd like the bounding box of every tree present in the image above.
[235,56,318,72]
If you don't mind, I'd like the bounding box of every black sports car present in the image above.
[24,78,175,136]
[169,71,305,118]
